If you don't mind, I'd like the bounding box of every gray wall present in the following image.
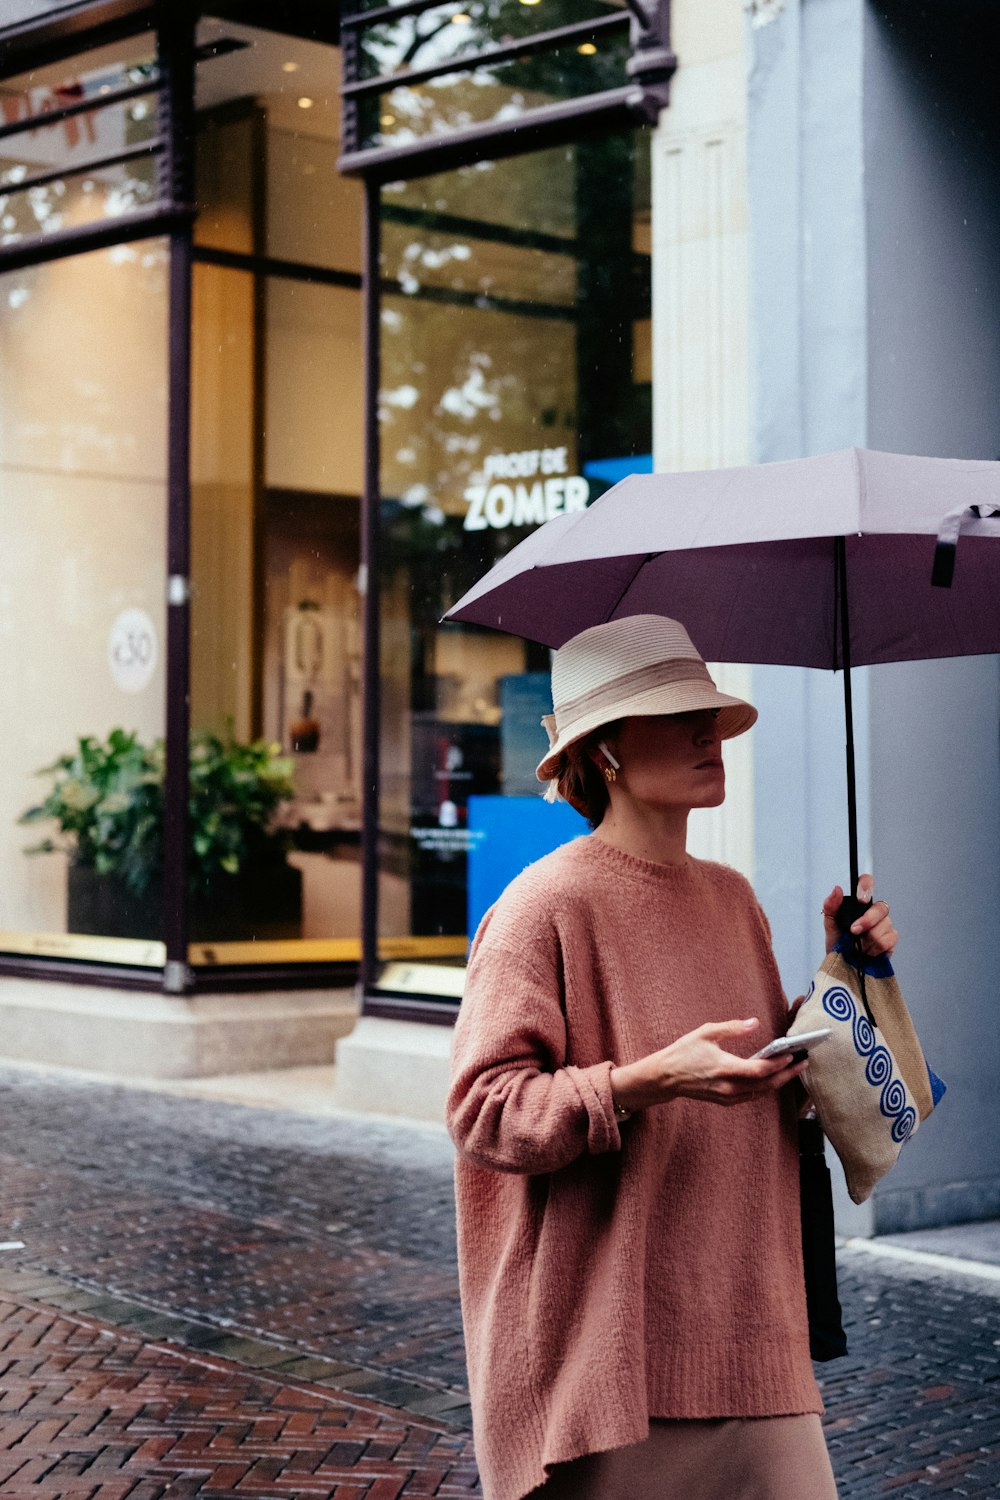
[862,1,1000,1231]
[747,0,1000,1232]
[747,0,872,968]
[747,0,876,1234]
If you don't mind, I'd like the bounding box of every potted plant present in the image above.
[20,727,302,943]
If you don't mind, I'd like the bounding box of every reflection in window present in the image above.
[360,32,630,152]
[377,133,652,990]
[0,35,161,246]
[358,0,628,75]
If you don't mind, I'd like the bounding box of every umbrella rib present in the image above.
[601,553,655,623]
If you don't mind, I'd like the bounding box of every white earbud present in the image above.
[597,740,620,770]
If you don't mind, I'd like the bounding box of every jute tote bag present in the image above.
[788,937,946,1205]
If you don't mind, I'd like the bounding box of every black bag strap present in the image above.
[799,1117,849,1362]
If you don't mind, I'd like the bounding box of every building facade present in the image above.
[0,0,997,1235]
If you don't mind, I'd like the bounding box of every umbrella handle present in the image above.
[932,503,1000,588]
[834,894,871,935]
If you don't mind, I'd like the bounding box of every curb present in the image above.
[843,1237,1000,1285]
[0,1263,474,1428]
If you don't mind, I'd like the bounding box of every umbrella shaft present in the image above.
[836,535,860,895]
[842,656,860,896]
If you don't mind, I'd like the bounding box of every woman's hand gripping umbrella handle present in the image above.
[823,875,898,959]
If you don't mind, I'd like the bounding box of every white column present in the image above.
[652,0,754,877]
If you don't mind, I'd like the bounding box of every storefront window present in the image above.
[0,240,168,965]
[190,19,365,965]
[348,1,631,156]
[359,38,630,153]
[195,16,360,275]
[376,131,652,997]
[0,34,161,249]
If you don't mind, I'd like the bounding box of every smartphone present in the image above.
[752,1028,832,1061]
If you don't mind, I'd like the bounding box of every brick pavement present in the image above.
[0,1067,999,1496]
[0,1290,479,1498]
[0,1070,467,1396]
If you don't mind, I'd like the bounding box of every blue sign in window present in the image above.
[467,794,587,943]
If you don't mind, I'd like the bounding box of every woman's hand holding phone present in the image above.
[609,1018,810,1114]
[752,1028,831,1062]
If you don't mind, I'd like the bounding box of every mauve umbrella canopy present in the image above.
[446,448,1000,664]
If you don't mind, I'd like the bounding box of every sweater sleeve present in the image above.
[446,907,622,1175]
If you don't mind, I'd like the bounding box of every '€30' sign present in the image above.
[108,609,158,694]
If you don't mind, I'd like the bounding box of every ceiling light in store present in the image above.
[380,113,397,126]
[282,61,300,73]
[519,0,542,6]
[451,11,472,20]
[577,42,597,55]
[297,96,314,109]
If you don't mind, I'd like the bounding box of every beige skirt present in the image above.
[530,1414,837,1500]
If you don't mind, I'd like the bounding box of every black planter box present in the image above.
[67,862,303,944]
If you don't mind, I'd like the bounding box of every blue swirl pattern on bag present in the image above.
[865,1046,892,1088]
[821,984,853,1022]
[852,1011,876,1056]
[880,1078,906,1115]
[821,984,916,1146]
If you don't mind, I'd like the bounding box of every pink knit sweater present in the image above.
[446,836,821,1500]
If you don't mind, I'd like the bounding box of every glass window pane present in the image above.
[191,262,367,964]
[0,34,161,247]
[359,32,630,152]
[190,21,366,965]
[382,208,575,306]
[376,133,652,994]
[0,240,168,964]
[195,17,362,274]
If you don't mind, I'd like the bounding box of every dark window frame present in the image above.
[338,0,675,181]
[0,0,670,1007]
[351,14,669,1010]
[0,3,357,997]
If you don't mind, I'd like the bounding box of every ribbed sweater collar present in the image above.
[572,833,706,887]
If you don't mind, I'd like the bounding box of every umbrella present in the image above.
[445,447,1000,898]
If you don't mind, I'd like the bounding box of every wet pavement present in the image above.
[0,1065,998,1497]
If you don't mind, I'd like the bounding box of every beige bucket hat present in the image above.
[536,614,757,794]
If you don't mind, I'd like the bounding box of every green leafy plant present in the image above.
[20,727,295,896]
[188,728,295,892]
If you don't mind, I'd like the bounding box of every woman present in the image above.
[445,615,897,1500]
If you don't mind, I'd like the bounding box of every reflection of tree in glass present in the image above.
[361,0,626,80]
[438,360,501,421]
[378,127,651,602]
[381,281,575,509]
[360,0,629,146]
